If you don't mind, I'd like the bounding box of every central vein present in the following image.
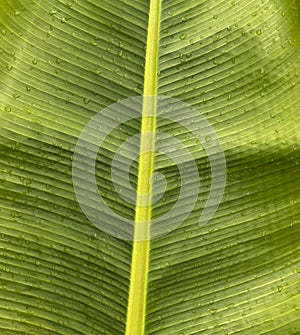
[125,0,161,334]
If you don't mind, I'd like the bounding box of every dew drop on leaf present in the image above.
[277,285,283,292]
[49,9,58,15]
[63,1,73,7]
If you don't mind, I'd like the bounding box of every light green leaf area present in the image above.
[0,0,300,334]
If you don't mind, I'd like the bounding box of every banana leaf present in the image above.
[0,0,300,334]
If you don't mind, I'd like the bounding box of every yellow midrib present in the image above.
[125,0,161,334]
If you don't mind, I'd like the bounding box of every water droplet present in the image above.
[269,113,275,118]
[24,107,32,114]
[91,68,102,75]
[90,41,97,47]
[13,93,20,99]
[6,65,13,71]
[1,29,6,35]
[213,15,219,19]
[179,33,187,40]
[277,285,283,292]
[14,10,21,17]
[181,16,187,22]
[83,98,90,104]
[256,29,262,36]
[50,9,58,15]
[118,41,124,48]
[168,11,174,16]
[26,85,31,91]
[63,1,73,7]
[32,58,38,65]
[281,12,286,17]
[205,136,212,142]
[227,26,232,31]
[4,106,11,113]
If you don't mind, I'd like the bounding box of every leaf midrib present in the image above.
[125,0,162,334]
